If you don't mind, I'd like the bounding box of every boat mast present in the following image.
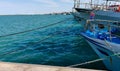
[74,0,76,8]
[74,0,80,8]
[90,0,93,8]
[106,0,108,9]
[91,0,93,5]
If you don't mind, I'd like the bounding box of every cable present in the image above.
[0,20,76,57]
[0,18,73,47]
[0,18,72,38]
[67,52,120,67]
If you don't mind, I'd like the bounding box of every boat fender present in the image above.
[116,5,120,12]
[86,20,90,24]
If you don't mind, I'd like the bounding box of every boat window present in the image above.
[113,22,117,25]
[114,7,116,10]
[117,22,120,26]
[98,24,105,29]
[113,22,120,26]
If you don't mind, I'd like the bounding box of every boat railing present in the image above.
[87,19,120,28]
[112,34,120,39]
[86,19,120,42]
[77,3,108,10]
[77,2,120,11]
[87,19,119,23]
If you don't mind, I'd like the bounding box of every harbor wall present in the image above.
[0,62,102,71]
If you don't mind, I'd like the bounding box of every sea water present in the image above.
[0,14,106,70]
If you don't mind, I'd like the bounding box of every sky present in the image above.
[0,0,74,15]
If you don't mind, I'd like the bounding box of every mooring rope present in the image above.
[0,20,76,57]
[68,52,120,67]
[0,18,73,38]
[0,18,73,48]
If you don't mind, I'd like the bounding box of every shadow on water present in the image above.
[0,15,106,70]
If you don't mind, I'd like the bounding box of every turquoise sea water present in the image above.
[0,14,106,70]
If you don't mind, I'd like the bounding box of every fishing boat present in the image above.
[80,19,120,71]
[73,0,120,21]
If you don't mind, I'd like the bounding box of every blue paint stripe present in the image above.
[81,34,104,46]
[86,37,113,55]
[97,48,109,56]
[81,33,112,53]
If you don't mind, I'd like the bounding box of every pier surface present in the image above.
[0,62,103,71]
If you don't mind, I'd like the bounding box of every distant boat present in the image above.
[72,0,120,21]
[80,19,120,71]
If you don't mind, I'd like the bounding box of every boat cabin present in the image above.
[108,5,120,12]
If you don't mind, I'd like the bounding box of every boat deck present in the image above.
[85,30,120,44]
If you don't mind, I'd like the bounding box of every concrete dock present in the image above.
[0,62,104,71]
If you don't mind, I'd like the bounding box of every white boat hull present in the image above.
[82,33,120,71]
[73,9,120,21]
